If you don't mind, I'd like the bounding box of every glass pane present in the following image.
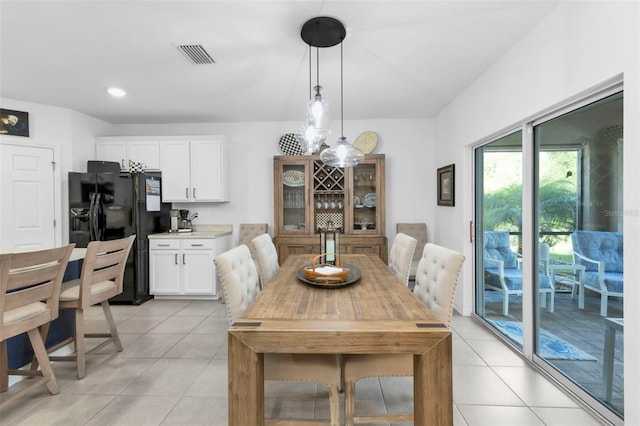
[475,130,524,346]
[353,163,377,231]
[535,92,624,419]
[282,164,306,231]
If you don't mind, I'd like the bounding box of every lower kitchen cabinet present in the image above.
[149,236,230,299]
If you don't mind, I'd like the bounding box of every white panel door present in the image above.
[0,145,55,250]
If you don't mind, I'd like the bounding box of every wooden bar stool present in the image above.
[40,236,135,379]
[0,244,74,408]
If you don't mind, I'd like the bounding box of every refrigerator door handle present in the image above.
[93,193,103,241]
[89,192,96,241]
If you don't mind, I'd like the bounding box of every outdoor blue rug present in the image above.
[488,320,597,361]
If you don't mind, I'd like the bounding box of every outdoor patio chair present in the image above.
[483,231,554,316]
[571,230,623,316]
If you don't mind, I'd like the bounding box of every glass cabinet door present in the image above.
[279,162,308,233]
[352,161,378,233]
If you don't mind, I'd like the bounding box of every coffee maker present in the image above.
[178,209,197,232]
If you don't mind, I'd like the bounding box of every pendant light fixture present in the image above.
[300,16,363,167]
[302,47,330,154]
[319,40,365,167]
[300,17,344,155]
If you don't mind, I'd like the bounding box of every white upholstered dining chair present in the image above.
[250,233,280,289]
[396,223,428,283]
[238,223,268,247]
[1,244,74,409]
[388,232,418,286]
[342,243,465,425]
[214,245,340,426]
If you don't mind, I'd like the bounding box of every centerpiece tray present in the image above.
[296,261,362,289]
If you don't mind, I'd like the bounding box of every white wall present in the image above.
[435,2,639,423]
[0,98,111,247]
[104,118,434,246]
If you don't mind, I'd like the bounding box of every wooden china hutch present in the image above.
[273,154,387,264]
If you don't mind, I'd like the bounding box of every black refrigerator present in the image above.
[69,165,170,304]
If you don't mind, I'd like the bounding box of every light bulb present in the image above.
[306,86,331,139]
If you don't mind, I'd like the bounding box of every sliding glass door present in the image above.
[534,91,624,421]
[475,131,524,341]
[474,88,624,424]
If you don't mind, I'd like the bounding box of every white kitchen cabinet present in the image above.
[149,235,230,299]
[96,137,161,171]
[159,137,228,202]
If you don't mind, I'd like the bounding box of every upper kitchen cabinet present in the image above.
[96,137,161,171]
[159,136,228,202]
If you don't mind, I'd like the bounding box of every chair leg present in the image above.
[27,328,59,395]
[0,340,8,393]
[101,301,122,351]
[328,384,340,426]
[600,295,608,317]
[75,307,86,379]
[30,322,53,373]
[549,291,555,313]
[345,381,355,426]
[502,293,509,316]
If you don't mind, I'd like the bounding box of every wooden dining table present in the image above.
[228,253,453,425]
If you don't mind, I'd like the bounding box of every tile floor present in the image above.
[0,299,607,425]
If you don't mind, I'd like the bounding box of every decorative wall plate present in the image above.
[354,131,378,154]
[279,133,304,155]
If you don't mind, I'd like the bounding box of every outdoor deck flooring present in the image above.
[483,287,624,418]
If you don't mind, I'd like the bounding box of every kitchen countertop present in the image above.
[0,247,86,261]
[148,224,233,239]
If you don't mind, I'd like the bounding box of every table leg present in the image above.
[603,325,616,401]
[228,333,264,426]
[414,334,453,425]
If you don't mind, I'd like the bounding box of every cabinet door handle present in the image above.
[185,188,189,198]
[158,244,170,247]
[191,244,203,247]
[193,188,196,199]
[183,254,186,264]
[174,254,178,264]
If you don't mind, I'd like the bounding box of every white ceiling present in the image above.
[0,1,559,125]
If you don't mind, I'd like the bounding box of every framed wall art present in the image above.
[0,109,30,137]
[437,164,455,206]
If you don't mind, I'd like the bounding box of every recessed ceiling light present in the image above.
[107,87,126,97]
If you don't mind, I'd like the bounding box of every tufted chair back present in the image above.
[483,231,517,268]
[396,223,427,279]
[250,233,280,288]
[238,223,268,247]
[388,233,418,286]
[412,243,465,327]
[571,230,623,272]
[214,245,261,325]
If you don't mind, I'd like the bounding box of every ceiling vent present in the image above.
[175,44,215,64]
